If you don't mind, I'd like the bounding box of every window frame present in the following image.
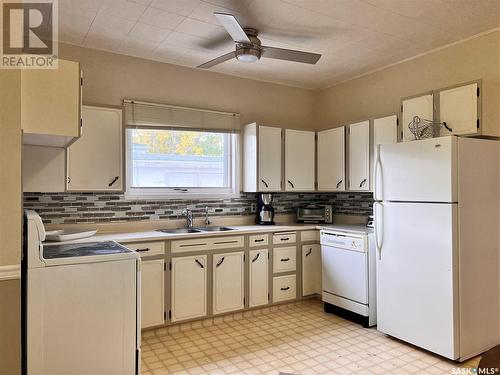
[125,127,241,199]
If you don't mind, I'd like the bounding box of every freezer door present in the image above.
[374,136,457,202]
[374,202,459,359]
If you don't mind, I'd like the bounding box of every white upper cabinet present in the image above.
[243,123,282,192]
[22,59,82,147]
[213,252,245,315]
[317,127,345,191]
[284,129,315,191]
[348,120,370,191]
[67,105,123,192]
[373,115,398,147]
[438,82,480,136]
[171,255,207,323]
[401,93,434,142]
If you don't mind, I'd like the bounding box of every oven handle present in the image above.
[374,202,383,260]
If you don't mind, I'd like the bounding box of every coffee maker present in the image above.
[256,193,275,225]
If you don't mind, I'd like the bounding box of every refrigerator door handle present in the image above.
[374,202,383,260]
[374,144,382,201]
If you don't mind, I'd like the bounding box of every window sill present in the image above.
[124,191,243,200]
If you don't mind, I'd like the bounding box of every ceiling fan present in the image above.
[197,13,322,69]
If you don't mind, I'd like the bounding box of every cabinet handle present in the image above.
[254,238,265,243]
[108,176,119,187]
[287,180,294,188]
[195,259,204,269]
[359,178,367,188]
[67,176,71,185]
[336,180,343,188]
[280,286,290,291]
[252,253,260,263]
[135,248,150,252]
[280,258,290,262]
[216,257,225,268]
[280,237,290,241]
[261,179,269,188]
[305,248,312,257]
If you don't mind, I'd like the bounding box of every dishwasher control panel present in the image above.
[320,230,367,252]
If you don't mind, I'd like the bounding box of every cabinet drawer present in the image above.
[300,230,319,242]
[249,234,268,247]
[171,238,210,253]
[211,236,244,250]
[171,236,244,254]
[273,275,296,303]
[273,232,296,245]
[273,246,296,273]
[123,241,165,258]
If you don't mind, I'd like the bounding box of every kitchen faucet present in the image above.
[204,206,211,226]
[182,209,193,229]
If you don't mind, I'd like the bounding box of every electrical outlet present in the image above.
[250,203,256,213]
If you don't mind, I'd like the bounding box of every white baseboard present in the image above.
[0,264,20,281]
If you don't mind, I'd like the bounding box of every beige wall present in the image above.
[315,30,500,137]
[0,70,22,375]
[0,69,22,266]
[59,43,319,130]
[0,280,21,375]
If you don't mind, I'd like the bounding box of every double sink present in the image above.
[157,226,235,234]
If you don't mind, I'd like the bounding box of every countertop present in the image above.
[43,223,373,246]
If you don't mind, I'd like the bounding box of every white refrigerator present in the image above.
[374,136,500,361]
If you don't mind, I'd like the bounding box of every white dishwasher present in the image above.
[320,229,376,327]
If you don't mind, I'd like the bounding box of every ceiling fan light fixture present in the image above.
[236,46,261,63]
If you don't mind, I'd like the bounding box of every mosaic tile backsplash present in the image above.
[23,192,374,225]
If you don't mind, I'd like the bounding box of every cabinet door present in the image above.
[439,83,479,136]
[258,126,282,191]
[249,249,269,308]
[141,259,165,329]
[285,129,315,191]
[213,252,244,314]
[317,127,345,191]
[401,93,434,142]
[348,120,370,191]
[67,105,123,191]
[21,59,82,142]
[302,244,321,296]
[171,255,207,323]
[373,115,398,146]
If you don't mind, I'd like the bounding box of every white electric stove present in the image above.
[22,210,141,375]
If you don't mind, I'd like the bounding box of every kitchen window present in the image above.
[123,100,240,198]
[126,128,238,197]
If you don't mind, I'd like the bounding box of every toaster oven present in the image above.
[297,205,333,223]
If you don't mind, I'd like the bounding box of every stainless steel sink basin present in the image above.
[196,226,235,232]
[157,228,202,234]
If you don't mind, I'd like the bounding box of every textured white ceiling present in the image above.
[58,0,500,89]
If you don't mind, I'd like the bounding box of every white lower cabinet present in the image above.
[213,252,245,315]
[301,244,322,296]
[249,249,269,308]
[273,246,296,273]
[273,275,297,303]
[141,259,165,329]
[171,255,207,323]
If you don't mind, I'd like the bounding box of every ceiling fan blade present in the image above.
[214,12,251,44]
[261,46,321,64]
[197,51,236,69]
